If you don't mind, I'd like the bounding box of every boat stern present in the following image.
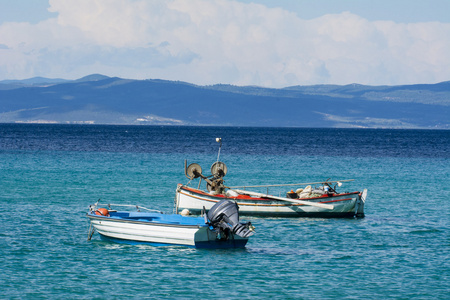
[194,227,249,249]
[355,189,367,218]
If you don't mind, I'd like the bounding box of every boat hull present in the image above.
[176,185,365,218]
[87,212,248,248]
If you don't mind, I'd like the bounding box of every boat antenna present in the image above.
[216,137,222,162]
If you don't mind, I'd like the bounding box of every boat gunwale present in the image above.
[86,213,205,229]
[178,184,360,206]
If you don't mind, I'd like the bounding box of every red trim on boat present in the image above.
[178,185,357,207]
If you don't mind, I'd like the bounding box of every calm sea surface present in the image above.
[1,124,449,299]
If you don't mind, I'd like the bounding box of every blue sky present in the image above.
[0,0,449,87]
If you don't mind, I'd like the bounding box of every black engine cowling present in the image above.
[206,200,254,238]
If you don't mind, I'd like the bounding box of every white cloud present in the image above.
[0,0,449,87]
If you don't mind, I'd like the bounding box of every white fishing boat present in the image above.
[87,199,255,248]
[174,138,367,218]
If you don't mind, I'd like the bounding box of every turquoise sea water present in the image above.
[1,125,449,299]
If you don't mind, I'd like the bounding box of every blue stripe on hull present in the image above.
[195,239,248,249]
[98,234,247,249]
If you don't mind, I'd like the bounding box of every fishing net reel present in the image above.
[185,160,228,193]
[184,137,228,194]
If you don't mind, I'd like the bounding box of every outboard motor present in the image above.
[206,200,254,238]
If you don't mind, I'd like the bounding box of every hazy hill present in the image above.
[0,75,448,128]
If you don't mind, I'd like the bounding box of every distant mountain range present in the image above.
[0,74,449,128]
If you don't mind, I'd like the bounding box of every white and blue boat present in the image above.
[87,199,255,249]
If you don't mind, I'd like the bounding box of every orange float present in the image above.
[95,208,110,217]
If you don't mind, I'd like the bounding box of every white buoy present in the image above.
[180,209,190,216]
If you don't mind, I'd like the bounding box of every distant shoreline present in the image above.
[0,122,448,131]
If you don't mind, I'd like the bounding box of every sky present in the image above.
[0,0,449,88]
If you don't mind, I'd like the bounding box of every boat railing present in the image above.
[90,199,162,213]
[229,179,354,189]
[228,179,354,196]
[106,204,162,213]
